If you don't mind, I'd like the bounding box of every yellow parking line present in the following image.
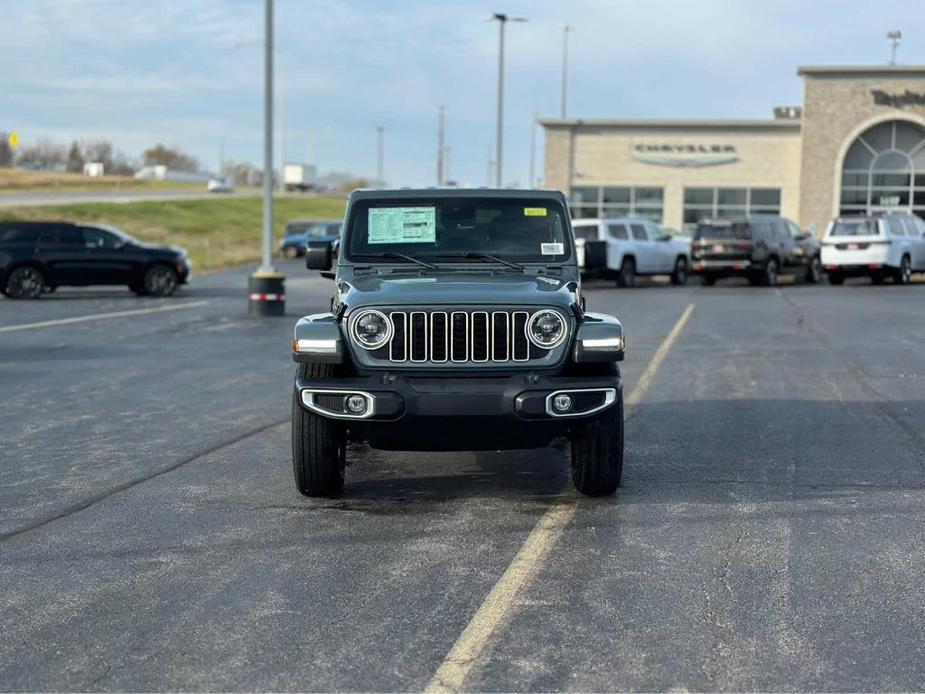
[625,302,695,407]
[0,300,210,332]
[424,302,696,694]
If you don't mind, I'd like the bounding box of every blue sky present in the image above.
[3,0,924,186]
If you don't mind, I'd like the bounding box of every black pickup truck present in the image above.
[289,188,627,498]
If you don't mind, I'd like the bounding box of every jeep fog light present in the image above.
[346,394,369,414]
[352,309,392,350]
[553,393,573,413]
[527,310,566,349]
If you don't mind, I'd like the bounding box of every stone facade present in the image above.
[799,66,925,230]
[541,65,925,232]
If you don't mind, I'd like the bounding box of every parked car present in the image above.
[293,188,626,497]
[571,217,691,286]
[206,177,234,193]
[691,215,821,286]
[0,221,190,299]
[821,212,925,285]
[279,220,342,259]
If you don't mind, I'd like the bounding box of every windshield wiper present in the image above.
[362,252,438,270]
[434,252,525,272]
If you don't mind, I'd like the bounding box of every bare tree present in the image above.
[15,139,67,169]
[143,144,200,172]
[81,140,114,170]
[0,133,12,168]
[66,141,84,173]
[224,159,262,186]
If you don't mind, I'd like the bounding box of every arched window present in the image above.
[840,120,925,218]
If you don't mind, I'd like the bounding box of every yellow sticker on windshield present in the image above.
[524,207,547,217]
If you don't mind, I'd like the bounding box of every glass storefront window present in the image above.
[717,188,747,205]
[601,205,630,218]
[684,188,714,206]
[602,187,630,204]
[840,120,925,216]
[570,186,663,222]
[570,187,599,205]
[682,187,782,231]
[634,187,664,204]
[750,189,781,206]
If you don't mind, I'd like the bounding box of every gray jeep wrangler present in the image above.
[292,188,626,496]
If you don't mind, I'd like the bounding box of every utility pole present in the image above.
[888,30,902,65]
[490,13,526,188]
[445,146,452,182]
[248,0,285,317]
[279,74,286,192]
[561,24,573,118]
[528,110,537,189]
[486,147,494,187]
[219,141,225,177]
[436,105,445,186]
[376,126,384,185]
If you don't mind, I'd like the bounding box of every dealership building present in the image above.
[540,65,925,232]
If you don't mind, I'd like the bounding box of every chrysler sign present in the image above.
[632,143,738,167]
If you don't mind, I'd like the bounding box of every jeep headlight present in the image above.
[351,309,392,350]
[527,310,567,349]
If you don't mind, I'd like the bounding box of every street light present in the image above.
[376,126,384,185]
[887,30,902,65]
[561,24,573,118]
[489,12,526,187]
[248,0,285,317]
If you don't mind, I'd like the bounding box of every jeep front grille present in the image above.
[387,310,535,363]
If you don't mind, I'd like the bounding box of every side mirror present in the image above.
[306,240,332,270]
[659,234,672,241]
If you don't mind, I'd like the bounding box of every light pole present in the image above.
[888,30,902,65]
[561,24,573,118]
[436,105,445,186]
[528,110,537,188]
[376,126,384,185]
[248,0,285,317]
[490,12,526,187]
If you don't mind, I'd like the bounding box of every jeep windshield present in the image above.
[345,197,572,265]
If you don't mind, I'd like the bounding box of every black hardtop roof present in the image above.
[349,187,568,204]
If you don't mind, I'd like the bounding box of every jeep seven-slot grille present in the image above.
[387,310,535,363]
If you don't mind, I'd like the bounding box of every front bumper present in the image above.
[295,371,622,450]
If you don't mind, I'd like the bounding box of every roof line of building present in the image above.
[537,118,801,130]
[798,64,925,76]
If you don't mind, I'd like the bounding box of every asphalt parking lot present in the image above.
[2,263,925,691]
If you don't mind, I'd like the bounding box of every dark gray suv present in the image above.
[291,188,626,497]
[691,214,822,286]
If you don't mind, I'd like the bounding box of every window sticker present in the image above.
[524,207,547,217]
[541,242,564,255]
[368,207,436,244]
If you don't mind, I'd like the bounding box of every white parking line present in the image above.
[0,300,210,333]
[424,303,696,694]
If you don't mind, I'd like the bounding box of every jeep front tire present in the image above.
[292,362,347,497]
[570,391,624,495]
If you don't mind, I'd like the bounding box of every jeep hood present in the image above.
[339,271,577,309]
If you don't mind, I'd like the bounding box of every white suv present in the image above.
[572,217,691,287]
[821,213,925,285]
